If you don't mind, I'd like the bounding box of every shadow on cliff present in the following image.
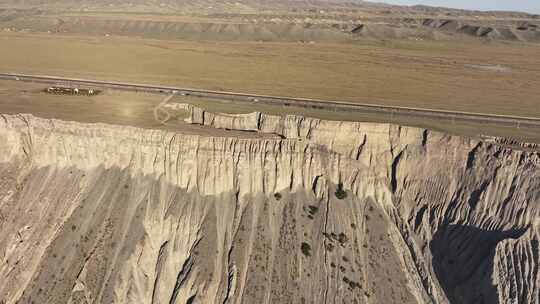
[430,224,527,304]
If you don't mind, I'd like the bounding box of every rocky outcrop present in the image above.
[0,113,538,303]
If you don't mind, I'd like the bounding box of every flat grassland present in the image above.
[1,32,539,117]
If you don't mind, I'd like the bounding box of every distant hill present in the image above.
[0,0,536,19]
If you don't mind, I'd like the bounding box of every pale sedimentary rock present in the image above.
[0,112,538,303]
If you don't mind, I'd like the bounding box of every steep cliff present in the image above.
[0,112,538,304]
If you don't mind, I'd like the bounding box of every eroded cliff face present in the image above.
[0,112,538,304]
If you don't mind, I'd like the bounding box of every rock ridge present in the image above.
[0,112,538,303]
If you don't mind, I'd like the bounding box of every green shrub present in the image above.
[301,242,311,257]
[335,183,347,200]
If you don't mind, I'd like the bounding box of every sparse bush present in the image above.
[308,205,319,215]
[301,242,312,257]
[343,277,361,290]
[335,183,347,200]
[325,243,335,252]
[337,232,349,244]
[274,193,282,201]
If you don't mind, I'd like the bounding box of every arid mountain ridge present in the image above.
[1,0,539,44]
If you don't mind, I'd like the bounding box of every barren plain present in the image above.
[1,32,539,117]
